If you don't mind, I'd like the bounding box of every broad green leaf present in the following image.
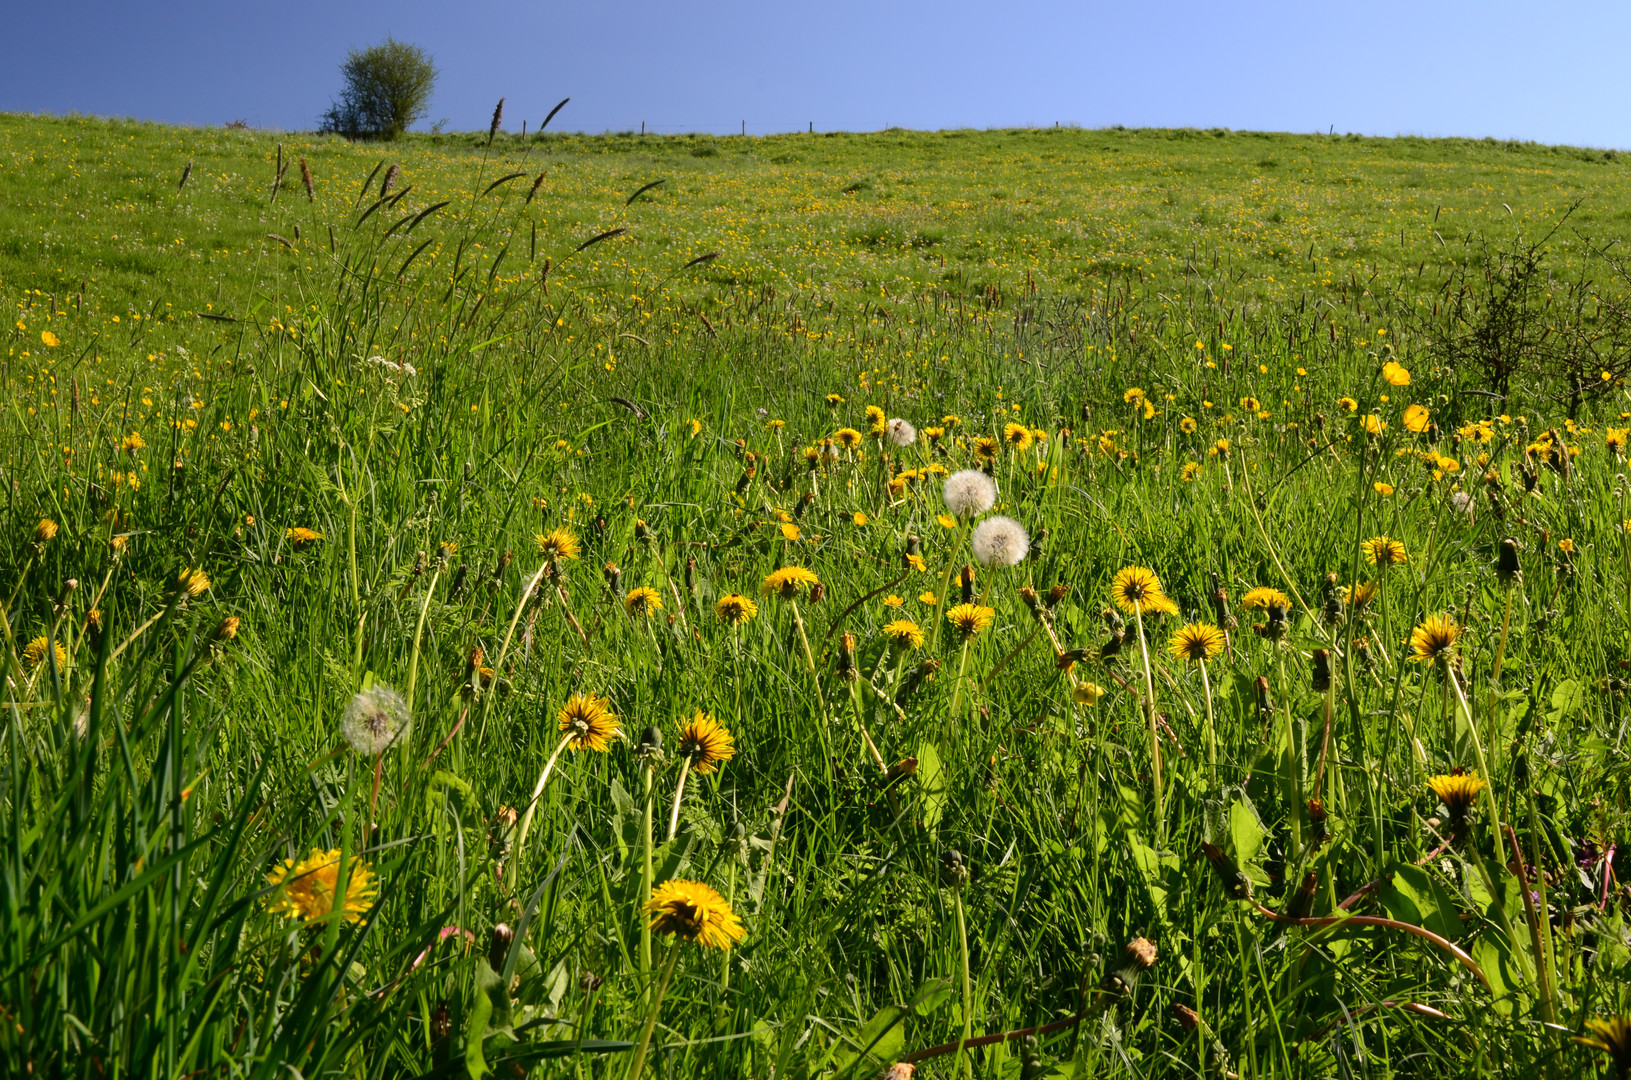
[918,740,947,830]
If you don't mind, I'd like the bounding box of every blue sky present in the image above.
[4,1,1628,146]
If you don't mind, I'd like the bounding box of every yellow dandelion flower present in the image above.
[557,693,622,751]
[676,711,735,775]
[1072,682,1105,705]
[534,528,581,563]
[23,635,67,670]
[1337,396,1359,412]
[1179,416,1197,434]
[973,435,1000,459]
[1109,566,1177,616]
[645,879,746,950]
[1241,586,1291,611]
[945,603,995,637]
[1169,622,1225,663]
[1426,773,1485,818]
[1409,615,1459,664]
[1362,536,1408,567]
[177,568,211,596]
[1180,462,1201,482]
[834,427,863,449]
[883,619,925,650]
[761,566,819,599]
[625,586,663,617]
[780,522,802,542]
[852,512,868,526]
[1374,482,1394,495]
[41,330,60,347]
[1573,1017,1631,1075]
[1002,422,1033,451]
[1346,580,1379,609]
[1606,427,1628,455]
[715,593,758,625]
[285,526,323,547]
[265,848,377,923]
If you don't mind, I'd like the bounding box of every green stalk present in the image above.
[624,941,681,1080]
[1447,665,1505,868]
[513,732,574,881]
[665,755,692,842]
[1199,658,1217,785]
[404,568,441,714]
[953,887,975,1079]
[639,759,655,984]
[1132,603,1163,845]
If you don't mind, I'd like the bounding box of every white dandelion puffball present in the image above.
[971,516,1030,567]
[887,418,917,447]
[943,469,997,518]
[342,683,412,756]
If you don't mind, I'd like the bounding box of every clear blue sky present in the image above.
[5,1,1628,146]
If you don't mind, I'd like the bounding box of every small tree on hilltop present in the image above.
[321,37,437,140]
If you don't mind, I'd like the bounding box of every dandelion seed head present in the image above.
[886,418,916,447]
[341,683,411,756]
[942,469,996,518]
[970,516,1030,567]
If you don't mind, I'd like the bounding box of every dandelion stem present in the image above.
[404,568,441,714]
[949,636,973,724]
[666,755,692,842]
[479,562,551,745]
[513,731,575,879]
[788,599,825,714]
[848,678,888,774]
[1446,666,1505,867]
[953,887,975,1079]
[1200,659,1217,784]
[624,940,680,1080]
[639,758,655,983]
[1133,603,1163,844]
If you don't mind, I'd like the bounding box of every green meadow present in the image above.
[1,111,1630,1077]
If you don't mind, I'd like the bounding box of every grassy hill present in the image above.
[1,113,1629,1077]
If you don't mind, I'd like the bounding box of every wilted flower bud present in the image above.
[34,518,59,544]
[1497,538,1521,583]
[603,562,623,596]
[837,632,857,681]
[215,616,241,641]
[959,564,975,605]
[1124,937,1158,971]
[488,923,514,972]
[1046,583,1068,609]
[1312,648,1331,692]
[810,582,825,604]
[939,849,970,888]
[637,726,664,760]
[1020,587,1041,615]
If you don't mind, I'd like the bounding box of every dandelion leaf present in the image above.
[1376,863,1463,939]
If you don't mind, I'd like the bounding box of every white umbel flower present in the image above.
[887,418,917,447]
[342,683,412,756]
[971,516,1030,567]
[943,469,996,518]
